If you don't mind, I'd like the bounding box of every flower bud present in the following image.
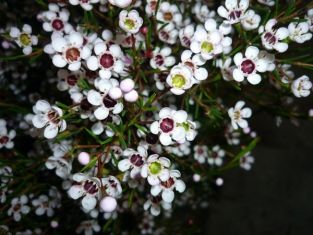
[100,196,117,213]
[78,152,90,165]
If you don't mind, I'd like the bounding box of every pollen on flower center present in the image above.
[234,110,241,120]
[19,33,31,46]
[201,41,213,53]
[83,180,98,194]
[149,162,162,175]
[65,47,80,62]
[172,74,186,88]
[124,19,136,30]
[163,12,173,21]
[52,19,64,31]
[241,59,255,74]
[100,53,114,69]
[160,118,174,133]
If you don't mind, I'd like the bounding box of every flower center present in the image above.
[19,33,31,46]
[52,19,64,31]
[130,154,144,167]
[124,18,136,30]
[264,32,277,45]
[103,96,117,108]
[201,41,213,53]
[160,177,175,188]
[234,110,241,120]
[149,162,162,175]
[47,110,61,124]
[163,12,173,21]
[241,59,255,74]
[83,180,98,194]
[100,53,114,69]
[229,10,242,21]
[172,74,186,88]
[67,75,78,86]
[80,98,92,111]
[0,136,9,145]
[160,118,174,133]
[154,54,164,66]
[65,47,80,62]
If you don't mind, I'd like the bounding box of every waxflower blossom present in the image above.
[141,154,171,186]
[86,42,124,79]
[47,32,91,71]
[101,176,122,198]
[118,145,147,178]
[179,25,195,48]
[217,0,249,24]
[166,64,194,95]
[228,101,252,130]
[119,10,143,34]
[144,195,171,216]
[108,0,132,8]
[190,19,232,61]
[156,2,182,27]
[208,145,225,167]
[241,10,261,31]
[150,170,186,203]
[240,152,255,170]
[69,0,100,11]
[10,24,38,55]
[7,195,30,222]
[45,156,72,179]
[158,23,179,45]
[32,100,67,139]
[288,21,312,44]
[192,2,216,23]
[233,46,268,85]
[0,120,16,149]
[194,145,209,164]
[150,107,197,146]
[76,220,101,235]
[291,75,312,98]
[150,47,176,71]
[31,195,54,217]
[180,50,208,82]
[259,19,289,53]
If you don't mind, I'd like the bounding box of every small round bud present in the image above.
[124,90,138,102]
[78,152,90,165]
[216,177,224,186]
[193,174,201,182]
[140,26,148,35]
[50,220,58,228]
[109,87,123,100]
[120,79,135,93]
[100,196,117,213]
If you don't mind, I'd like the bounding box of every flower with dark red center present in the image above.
[264,32,277,45]
[67,75,78,86]
[240,59,255,74]
[0,136,9,145]
[154,54,164,66]
[160,118,174,133]
[65,47,81,62]
[130,154,144,167]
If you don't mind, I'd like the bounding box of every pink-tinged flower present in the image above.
[150,47,176,71]
[118,145,147,178]
[101,175,122,198]
[150,170,186,203]
[86,42,124,79]
[179,24,195,48]
[158,23,178,45]
[119,10,143,34]
[156,2,182,27]
[150,107,197,146]
[228,101,252,130]
[32,195,54,217]
[233,46,267,85]
[143,195,172,216]
[180,50,208,82]
[259,19,289,53]
[141,154,171,186]
[76,220,101,235]
[291,75,312,98]
[32,100,67,139]
[288,21,312,44]
[194,145,209,164]
[217,0,249,24]
[240,152,255,170]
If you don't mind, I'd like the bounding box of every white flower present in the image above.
[86,42,124,79]
[240,152,255,170]
[194,145,208,164]
[7,195,30,222]
[49,140,72,158]
[141,154,171,186]
[233,46,267,85]
[180,50,208,81]
[156,2,182,27]
[150,47,175,71]
[257,50,276,72]
[241,10,261,31]
[68,173,102,211]
[119,10,143,34]
[228,101,252,130]
[49,32,91,71]
[40,4,73,35]
[32,100,67,139]
[150,169,185,203]
[257,0,275,6]
[87,78,123,120]
[165,141,191,157]
[150,107,197,146]
[179,24,195,48]
[190,19,232,61]
[291,75,312,98]
[9,24,38,55]
[278,64,294,84]
[69,0,100,11]
[208,145,225,166]
[166,64,194,95]
[158,23,178,45]
[118,145,147,178]
[101,175,122,198]
[259,19,289,53]
[56,69,83,92]
[45,156,72,179]
[192,2,216,23]
[0,166,13,187]
[0,121,15,149]
[288,21,312,44]
[76,220,101,235]
[217,0,249,24]
[216,57,235,81]
[91,114,121,136]
[108,0,132,8]
[32,195,54,217]
[143,195,171,216]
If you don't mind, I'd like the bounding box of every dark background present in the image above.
[206,112,313,235]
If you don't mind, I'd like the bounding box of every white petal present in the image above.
[44,124,58,139]
[82,195,97,211]
[52,54,67,68]
[118,159,131,172]
[162,190,174,203]
[94,107,109,120]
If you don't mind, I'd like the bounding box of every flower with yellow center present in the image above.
[119,10,143,34]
